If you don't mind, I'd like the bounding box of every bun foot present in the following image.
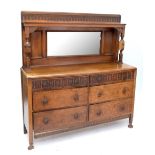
[128,124,133,128]
[28,145,34,150]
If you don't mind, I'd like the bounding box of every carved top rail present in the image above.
[21,12,122,26]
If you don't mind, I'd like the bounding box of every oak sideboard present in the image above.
[21,11,137,150]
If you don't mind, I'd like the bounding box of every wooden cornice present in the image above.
[21,11,121,25]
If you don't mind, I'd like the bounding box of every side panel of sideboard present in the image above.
[21,69,28,134]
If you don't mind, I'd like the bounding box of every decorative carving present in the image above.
[119,40,125,51]
[116,27,124,35]
[24,26,38,67]
[22,12,121,24]
[119,33,125,63]
[90,71,134,86]
[29,27,38,34]
[32,71,134,90]
[32,76,89,91]
[25,53,31,67]
[116,27,125,63]
[24,27,31,67]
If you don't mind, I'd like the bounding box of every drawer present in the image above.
[34,106,87,133]
[89,98,133,122]
[32,75,89,91]
[33,87,88,111]
[89,81,134,104]
[89,70,135,86]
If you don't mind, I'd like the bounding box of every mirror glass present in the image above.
[47,32,101,56]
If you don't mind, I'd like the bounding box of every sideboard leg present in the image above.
[28,144,34,150]
[24,124,27,134]
[21,70,27,134]
[27,79,34,150]
[128,114,133,128]
[27,128,34,150]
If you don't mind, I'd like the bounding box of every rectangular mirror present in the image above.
[47,32,101,56]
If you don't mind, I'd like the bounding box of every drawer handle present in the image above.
[122,87,129,95]
[74,113,79,120]
[43,117,49,124]
[119,105,125,112]
[97,91,103,97]
[96,110,102,116]
[73,93,79,102]
[41,97,48,105]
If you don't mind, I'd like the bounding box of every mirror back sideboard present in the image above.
[21,11,136,150]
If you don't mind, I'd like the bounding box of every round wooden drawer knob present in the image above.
[122,87,129,95]
[119,105,125,112]
[74,113,79,120]
[73,93,79,102]
[97,91,103,97]
[96,110,102,116]
[42,97,48,105]
[43,117,49,124]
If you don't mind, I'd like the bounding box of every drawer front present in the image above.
[34,106,87,133]
[90,70,135,86]
[89,98,133,122]
[89,81,134,104]
[33,87,88,111]
[32,75,89,91]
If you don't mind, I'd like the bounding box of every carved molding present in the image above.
[32,76,89,91]
[116,27,125,36]
[29,27,38,34]
[24,27,32,67]
[22,12,121,24]
[89,71,134,86]
[32,71,135,91]
[115,26,125,63]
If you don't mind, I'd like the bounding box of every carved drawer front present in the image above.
[32,75,89,91]
[89,70,135,86]
[33,87,88,112]
[89,98,133,122]
[89,81,134,104]
[34,106,87,133]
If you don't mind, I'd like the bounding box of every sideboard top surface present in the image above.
[22,63,136,78]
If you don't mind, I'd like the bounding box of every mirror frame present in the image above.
[30,28,117,66]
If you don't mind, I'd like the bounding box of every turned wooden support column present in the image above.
[24,27,31,67]
[117,27,125,64]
